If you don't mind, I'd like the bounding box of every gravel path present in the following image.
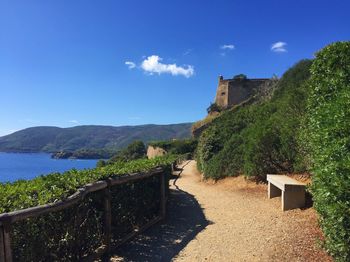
[111,160,332,262]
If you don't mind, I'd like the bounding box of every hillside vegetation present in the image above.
[0,123,192,153]
[0,154,178,261]
[0,154,177,213]
[149,139,197,156]
[51,148,119,159]
[196,59,312,180]
[106,140,147,165]
[196,41,350,261]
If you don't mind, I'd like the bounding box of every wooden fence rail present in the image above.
[0,167,168,262]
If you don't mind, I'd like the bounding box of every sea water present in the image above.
[0,152,98,183]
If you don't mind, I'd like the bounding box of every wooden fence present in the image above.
[0,167,168,262]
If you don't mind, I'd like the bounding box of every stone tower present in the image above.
[214,75,270,108]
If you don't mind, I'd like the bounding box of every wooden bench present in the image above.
[267,175,306,211]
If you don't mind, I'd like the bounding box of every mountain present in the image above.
[0,123,192,153]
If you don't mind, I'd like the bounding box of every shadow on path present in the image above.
[171,160,191,190]
[110,164,211,261]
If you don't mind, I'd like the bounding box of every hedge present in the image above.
[305,41,350,261]
[0,154,177,213]
[0,155,178,260]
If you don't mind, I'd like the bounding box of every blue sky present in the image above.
[0,0,349,136]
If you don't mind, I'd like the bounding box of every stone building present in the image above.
[215,75,270,108]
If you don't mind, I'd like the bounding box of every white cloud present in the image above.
[220,44,235,50]
[271,41,287,52]
[183,49,193,56]
[220,44,235,56]
[69,120,79,124]
[125,61,136,69]
[141,55,194,78]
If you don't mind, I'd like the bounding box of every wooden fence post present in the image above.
[103,184,112,259]
[2,222,12,262]
[171,162,176,172]
[160,172,166,219]
[0,226,5,262]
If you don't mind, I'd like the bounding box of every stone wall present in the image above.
[214,76,229,108]
[147,145,167,159]
[215,76,270,108]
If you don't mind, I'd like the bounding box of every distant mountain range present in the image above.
[0,124,192,153]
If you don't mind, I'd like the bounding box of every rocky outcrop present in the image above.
[147,146,167,159]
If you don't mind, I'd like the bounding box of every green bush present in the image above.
[96,159,106,167]
[0,154,177,213]
[207,103,222,114]
[196,59,312,180]
[204,134,244,179]
[149,139,197,157]
[233,74,247,80]
[108,140,146,163]
[305,41,350,261]
[0,154,178,260]
[196,127,224,173]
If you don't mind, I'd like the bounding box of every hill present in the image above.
[196,59,313,180]
[0,123,192,153]
[196,42,350,261]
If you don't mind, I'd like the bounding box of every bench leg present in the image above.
[282,190,305,211]
[268,182,281,199]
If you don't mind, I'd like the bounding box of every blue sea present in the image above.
[0,153,98,183]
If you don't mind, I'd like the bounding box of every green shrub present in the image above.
[108,140,146,163]
[207,103,222,114]
[0,154,177,213]
[0,154,178,260]
[204,134,244,179]
[233,74,247,80]
[305,41,350,261]
[149,139,197,157]
[196,127,224,173]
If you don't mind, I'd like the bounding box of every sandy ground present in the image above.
[111,160,332,262]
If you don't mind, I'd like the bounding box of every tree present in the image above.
[233,74,247,80]
[207,103,222,114]
[96,159,106,168]
[109,140,146,163]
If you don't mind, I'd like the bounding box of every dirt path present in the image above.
[111,160,332,262]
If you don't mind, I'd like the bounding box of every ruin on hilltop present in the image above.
[214,75,270,109]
